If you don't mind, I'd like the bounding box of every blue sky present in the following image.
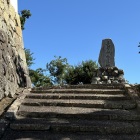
[19,0,140,84]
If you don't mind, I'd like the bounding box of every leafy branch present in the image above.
[19,10,31,30]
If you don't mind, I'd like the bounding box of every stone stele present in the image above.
[98,39,115,68]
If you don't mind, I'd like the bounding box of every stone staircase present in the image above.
[8,84,140,139]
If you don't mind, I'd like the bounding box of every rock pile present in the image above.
[92,67,126,84]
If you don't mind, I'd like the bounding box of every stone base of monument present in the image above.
[91,67,126,84]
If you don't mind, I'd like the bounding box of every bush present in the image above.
[64,60,98,85]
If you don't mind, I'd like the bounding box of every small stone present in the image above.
[91,78,97,84]
[92,77,101,84]
[112,70,118,76]
[107,67,114,73]
[102,71,105,76]
[102,71,108,76]
[124,84,131,88]
[112,66,118,70]
[121,79,126,84]
[96,77,101,81]
[98,81,103,84]
[0,30,7,43]
[107,80,111,84]
[118,69,124,74]
[102,76,108,81]
[93,80,97,84]
[112,80,119,84]
[102,81,107,84]
[109,76,114,80]
[118,74,124,79]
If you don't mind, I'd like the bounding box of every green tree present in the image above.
[64,65,83,85]
[82,60,98,83]
[64,60,98,85]
[19,10,31,30]
[24,48,52,87]
[24,48,35,68]
[46,56,68,85]
[29,68,52,87]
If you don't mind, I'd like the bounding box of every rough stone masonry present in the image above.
[0,0,31,100]
[92,39,126,84]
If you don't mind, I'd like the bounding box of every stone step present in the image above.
[32,84,124,90]
[2,130,140,140]
[26,93,129,100]
[31,88,126,94]
[17,105,140,121]
[22,99,136,109]
[10,118,140,134]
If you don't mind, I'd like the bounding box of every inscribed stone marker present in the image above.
[98,39,115,68]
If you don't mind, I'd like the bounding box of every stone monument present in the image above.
[92,39,126,84]
[98,39,115,68]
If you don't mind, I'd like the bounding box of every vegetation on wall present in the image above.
[24,48,35,68]
[19,10,31,30]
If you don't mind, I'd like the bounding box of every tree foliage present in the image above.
[64,60,98,85]
[24,48,52,87]
[19,10,31,30]
[29,68,52,87]
[46,56,68,85]
[24,48,35,68]
[24,48,99,86]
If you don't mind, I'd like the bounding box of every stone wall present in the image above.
[0,0,31,100]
